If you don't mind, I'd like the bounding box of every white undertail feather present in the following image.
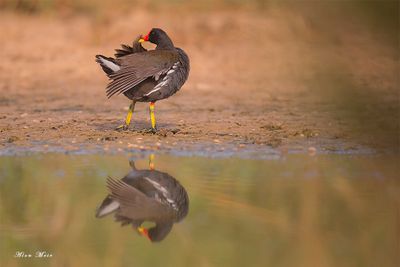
[97,200,120,217]
[99,57,121,72]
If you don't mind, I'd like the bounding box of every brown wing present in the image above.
[105,50,179,98]
[106,176,173,220]
[114,35,147,58]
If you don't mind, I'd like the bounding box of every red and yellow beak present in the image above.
[137,226,151,240]
[138,34,149,43]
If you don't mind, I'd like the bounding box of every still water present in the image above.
[0,153,399,267]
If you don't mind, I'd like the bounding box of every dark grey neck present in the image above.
[156,37,175,50]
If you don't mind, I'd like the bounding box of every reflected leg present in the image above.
[149,154,155,170]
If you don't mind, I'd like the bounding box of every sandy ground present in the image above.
[0,7,398,156]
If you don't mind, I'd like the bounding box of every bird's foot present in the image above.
[142,127,157,134]
[115,124,129,131]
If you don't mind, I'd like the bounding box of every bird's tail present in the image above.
[95,195,120,218]
[95,55,121,76]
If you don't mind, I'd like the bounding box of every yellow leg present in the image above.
[125,101,135,126]
[116,100,135,130]
[149,102,157,132]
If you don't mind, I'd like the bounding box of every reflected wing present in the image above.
[106,176,172,220]
[105,50,179,98]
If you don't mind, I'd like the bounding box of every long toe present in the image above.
[116,124,129,131]
[142,128,157,134]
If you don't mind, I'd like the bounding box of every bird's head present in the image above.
[139,28,174,49]
[136,222,174,242]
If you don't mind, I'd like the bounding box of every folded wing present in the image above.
[105,50,179,98]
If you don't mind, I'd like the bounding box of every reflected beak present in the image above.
[137,227,151,240]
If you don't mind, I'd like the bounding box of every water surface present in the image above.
[0,153,399,267]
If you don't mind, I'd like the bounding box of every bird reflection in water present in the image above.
[96,155,189,242]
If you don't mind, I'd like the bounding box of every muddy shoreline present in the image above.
[0,9,398,157]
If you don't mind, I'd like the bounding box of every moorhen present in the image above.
[96,157,189,242]
[95,28,190,132]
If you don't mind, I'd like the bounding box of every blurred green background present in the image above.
[0,154,399,267]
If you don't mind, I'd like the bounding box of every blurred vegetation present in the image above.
[1,0,397,51]
[1,0,398,20]
[292,1,398,47]
[0,154,399,267]
[0,0,267,14]
[1,0,397,56]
